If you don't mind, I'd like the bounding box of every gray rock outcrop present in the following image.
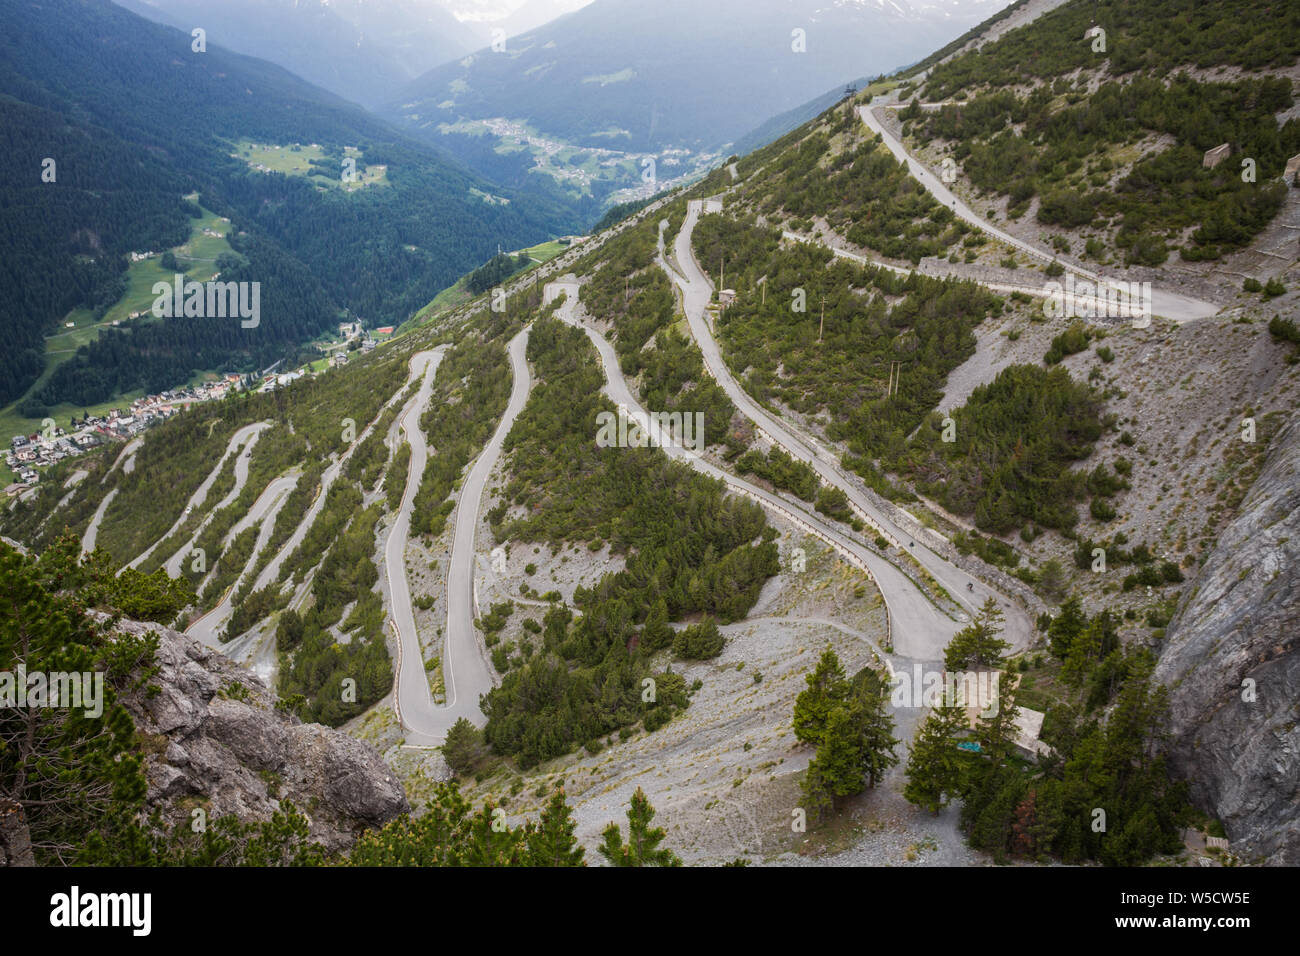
[115,619,408,854]
[1154,413,1300,865]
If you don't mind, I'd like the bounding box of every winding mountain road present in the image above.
[102,438,142,485]
[125,421,270,573]
[857,102,1220,323]
[80,488,118,555]
[657,201,1036,655]
[545,279,962,661]
[389,329,534,745]
[383,348,451,745]
[782,229,1161,320]
[185,474,299,647]
[159,430,279,579]
[184,353,435,651]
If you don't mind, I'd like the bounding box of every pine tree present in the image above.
[809,705,865,807]
[1061,616,1104,687]
[800,673,898,821]
[1,545,161,865]
[902,697,969,813]
[975,670,1020,763]
[443,717,483,777]
[851,681,901,789]
[597,787,681,867]
[792,648,848,745]
[944,596,1009,670]
[527,788,586,867]
[641,597,672,651]
[1048,596,1087,658]
[799,749,834,822]
[672,616,724,660]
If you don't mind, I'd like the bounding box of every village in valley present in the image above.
[4,321,392,495]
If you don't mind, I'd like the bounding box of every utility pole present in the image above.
[720,255,725,291]
[818,295,825,343]
[887,361,903,397]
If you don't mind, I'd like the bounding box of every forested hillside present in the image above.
[484,315,778,766]
[0,0,577,408]
[900,0,1300,266]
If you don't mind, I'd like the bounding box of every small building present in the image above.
[1203,143,1231,169]
[1013,707,1050,760]
[718,289,737,308]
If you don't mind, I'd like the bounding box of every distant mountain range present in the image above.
[117,0,600,108]
[117,0,485,107]
[381,0,1008,202]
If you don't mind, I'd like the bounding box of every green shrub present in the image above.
[673,618,725,661]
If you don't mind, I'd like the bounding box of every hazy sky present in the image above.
[441,0,596,28]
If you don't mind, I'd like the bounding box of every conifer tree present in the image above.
[443,717,483,777]
[1061,617,1105,687]
[1048,596,1088,658]
[641,597,673,651]
[975,671,1020,763]
[799,669,898,820]
[902,696,970,813]
[527,788,586,867]
[944,597,1009,671]
[792,648,848,745]
[850,681,901,789]
[597,787,681,867]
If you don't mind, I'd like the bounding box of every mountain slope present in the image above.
[383,0,1010,204]
[0,0,577,410]
[681,0,1300,861]
[892,0,1300,292]
[118,0,485,108]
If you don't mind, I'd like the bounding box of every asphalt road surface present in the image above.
[662,201,1035,655]
[857,102,1219,324]
[389,329,534,745]
[125,421,270,572]
[546,278,963,662]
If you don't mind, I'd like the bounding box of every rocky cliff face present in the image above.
[117,620,408,854]
[1154,413,1300,865]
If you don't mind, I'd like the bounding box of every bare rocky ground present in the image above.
[339,27,1300,853]
[343,283,1299,860]
[959,287,1300,620]
[431,509,995,867]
